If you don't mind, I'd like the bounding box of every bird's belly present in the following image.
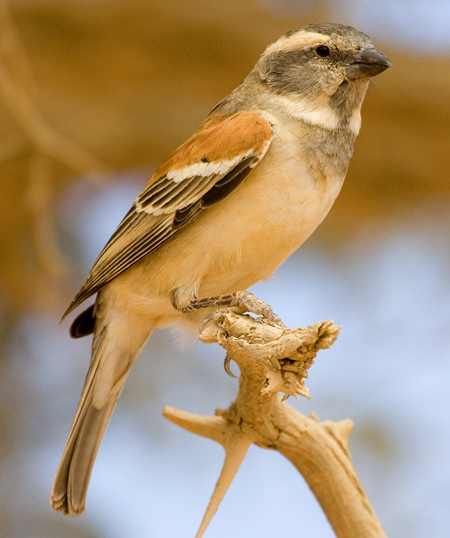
[197,155,345,296]
[113,149,344,322]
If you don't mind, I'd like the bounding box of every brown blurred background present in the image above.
[1,1,449,537]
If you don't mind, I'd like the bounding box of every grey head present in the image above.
[252,23,391,132]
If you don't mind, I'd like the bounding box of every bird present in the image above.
[51,22,391,516]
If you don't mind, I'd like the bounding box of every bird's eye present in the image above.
[316,45,330,58]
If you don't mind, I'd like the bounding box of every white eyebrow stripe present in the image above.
[263,31,330,56]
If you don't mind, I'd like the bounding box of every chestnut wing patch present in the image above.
[63,112,272,317]
[173,156,255,229]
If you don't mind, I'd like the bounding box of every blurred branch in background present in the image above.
[0,1,110,173]
[0,0,110,313]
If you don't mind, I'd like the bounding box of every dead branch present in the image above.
[163,304,388,538]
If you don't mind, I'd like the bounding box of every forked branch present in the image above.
[164,300,388,538]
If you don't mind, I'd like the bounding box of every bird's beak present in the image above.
[346,48,392,80]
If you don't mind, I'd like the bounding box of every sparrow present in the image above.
[51,23,390,516]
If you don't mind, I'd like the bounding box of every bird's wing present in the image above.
[64,111,273,318]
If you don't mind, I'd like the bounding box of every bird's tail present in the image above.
[50,313,154,516]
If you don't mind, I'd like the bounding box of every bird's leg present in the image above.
[179,290,285,326]
[173,289,285,377]
[170,283,199,310]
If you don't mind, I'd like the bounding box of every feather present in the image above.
[63,111,272,318]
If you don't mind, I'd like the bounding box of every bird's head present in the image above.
[255,23,391,133]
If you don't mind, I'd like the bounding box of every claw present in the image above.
[224,353,239,378]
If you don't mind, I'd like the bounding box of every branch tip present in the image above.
[162,406,227,445]
[195,435,252,538]
[321,419,354,454]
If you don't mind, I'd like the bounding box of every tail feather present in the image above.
[51,315,153,516]
[51,400,116,515]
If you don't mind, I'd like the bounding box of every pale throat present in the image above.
[275,90,363,136]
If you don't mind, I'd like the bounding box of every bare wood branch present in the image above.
[164,307,388,538]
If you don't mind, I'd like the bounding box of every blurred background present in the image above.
[1,0,449,536]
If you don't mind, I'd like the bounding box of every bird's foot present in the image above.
[180,290,285,327]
